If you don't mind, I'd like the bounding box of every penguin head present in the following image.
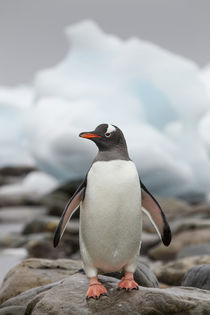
[79,124,127,152]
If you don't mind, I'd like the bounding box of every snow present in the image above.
[0,20,210,197]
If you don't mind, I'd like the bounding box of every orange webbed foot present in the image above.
[86,277,107,300]
[117,272,139,291]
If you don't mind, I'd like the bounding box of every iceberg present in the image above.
[1,20,210,197]
[0,86,35,166]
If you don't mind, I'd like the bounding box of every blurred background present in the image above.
[0,0,210,289]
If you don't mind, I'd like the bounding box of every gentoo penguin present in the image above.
[54,124,171,299]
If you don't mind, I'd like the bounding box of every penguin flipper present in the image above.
[140,180,171,246]
[53,178,86,247]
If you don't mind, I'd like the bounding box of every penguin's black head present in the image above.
[79,124,127,152]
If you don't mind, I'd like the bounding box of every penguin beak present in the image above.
[79,132,101,139]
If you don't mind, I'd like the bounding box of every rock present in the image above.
[22,216,79,235]
[178,243,210,259]
[1,273,210,314]
[0,258,82,304]
[22,217,79,258]
[190,203,210,218]
[148,228,210,260]
[0,305,26,314]
[150,255,210,286]
[0,206,46,223]
[0,234,26,248]
[0,166,36,177]
[53,180,82,195]
[171,217,210,235]
[106,257,159,288]
[0,232,54,250]
[182,264,210,290]
[26,234,77,259]
[142,197,192,233]
[178,191,206,204]
[0,195,41,208]
[140,232,160,254]
[43,180,82,217]
[0,281,62,314]
[158,197,192,219]
[42,192,70,217]
[0,256,158,305]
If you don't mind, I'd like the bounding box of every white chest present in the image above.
[80,160,142,272]
[86,160,140,200]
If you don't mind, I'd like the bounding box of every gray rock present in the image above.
[150,254,210,286]
[149,228,210,260]
[106,257,159,288]
[26,234,77,259]
[0,281,62,314]
[142,197,192,234]
[0,195,41,207]
[0,206,46,224]
[0,234,26,248]
[171,217,210,235]
[22,216,79,235]
[1,260,210,314]
[43,180,82,217]
[4,273,209,315]
[0,258,82,304]
[140,232,160,254]
[0,166,36,177]
[0,305,26,315]
[178,243,210,259]
[182,264,210,290]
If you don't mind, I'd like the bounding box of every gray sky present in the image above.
[0,0,210,85]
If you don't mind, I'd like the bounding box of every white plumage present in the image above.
[79,160,142,278]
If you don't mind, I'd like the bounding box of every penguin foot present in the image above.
[117,272,139,291]
[86,277,107,300]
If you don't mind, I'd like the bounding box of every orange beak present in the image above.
[79,132,101,139]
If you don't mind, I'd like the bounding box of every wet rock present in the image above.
[150,255,210,286]
[177,243,210,259]
[1,273,209,314]
[0,258,82,304]
[148,228,210,260]
[182,264,210,290]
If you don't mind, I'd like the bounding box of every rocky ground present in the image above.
[0,167,210,314]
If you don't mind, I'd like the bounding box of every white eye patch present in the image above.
[106,124,116,134]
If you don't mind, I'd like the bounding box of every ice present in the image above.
[0,86,35,166]
[0,171,58,197]
[0,20,210,197]
[199,65,210,157]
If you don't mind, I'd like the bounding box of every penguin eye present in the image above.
[105,132,111,138]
